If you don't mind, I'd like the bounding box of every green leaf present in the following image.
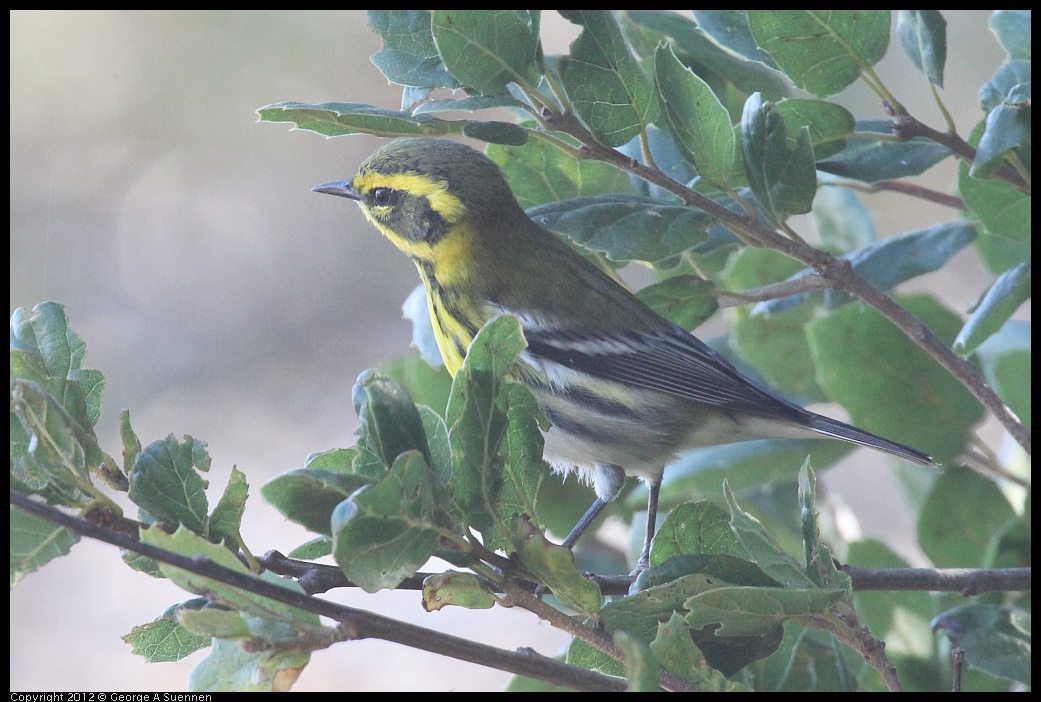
[430,10,540,96]
[567,636,624,679]
[379,352,453,415]
[487,382,547,551]
[980,61,1031,112]
[262,468,372,536]
[661,440,852,499]
[595,569,784,676]
[352,369,430,471]
[748,11,891,98]
[989,11,1032,60]
[733,302,825,403]
[723,246,823,399]
[811,184,875,253]
[487,137,632,211]
[974,225,1031,276]
[741,92,818,224]
[972,82,1031,179]
[691,11,779,67]
[724,482,814,589]
[621,125,699,200]
[418,405,455,499]
[10,504,80,587]
[10,302,105,431]
[646,502,751,567]
[685,586,845,637]
[615,630,661,691]
[529,195,713,263]
[756,623,864,691]
[653,43,736,187]
[637,554,782,594]
[257,101,459,139]
[754,222,977,316]
[412,94,523,114]
[974,320,1030,430]
[558,10,659,146]
[207,466,249,553]
[421,571,496,611]
[918,467,1015,568]
[603,571,741,639]
[818,119,953,182]
[626,11,788,105]
[286,537,331,561]
[331,450,442,592]
[187,632,310,692]
[10,378,90,498]
[650,612,751,691]
[367,10,459,89]
[798,462,850,592]
[807,295,984,464]
[120,409,142,475]
[932,604,1031,685]
[955,261,1031,355]
[444,315,526,529]
[827,222,977,307]
[505,673,578,693]
[773,99,856,161]
[178,608,252,640]
[303,448,359,473]
[11,302,86,381]
[128,435,211,535]
[635,275,718,330]
[122,600,211,663]
[507,515,602,615]
[140,525,320,628]
[847,540,936,667]
[959,120,1031,241]
[896,10,947,87]
[460,120,529,146]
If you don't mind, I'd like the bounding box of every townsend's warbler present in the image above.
[314,137,932,571]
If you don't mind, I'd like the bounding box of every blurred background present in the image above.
[10,10,1015,691]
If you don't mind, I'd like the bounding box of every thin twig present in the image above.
[824,178,965,209]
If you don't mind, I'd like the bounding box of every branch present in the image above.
[826,178,965,209]
[804,610,903,691]
[839,565,1032,594]
[715,274,830,308]
[260,553,1031,597]
[890,112,1030,193]
[11,490,626,692]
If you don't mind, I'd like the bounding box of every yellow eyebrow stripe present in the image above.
[353,171,468,224]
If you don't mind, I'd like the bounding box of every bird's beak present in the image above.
[312,179,360,200]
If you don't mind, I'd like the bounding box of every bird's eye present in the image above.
[371,187,393,207]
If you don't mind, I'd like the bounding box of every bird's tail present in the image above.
[807,414,933,466]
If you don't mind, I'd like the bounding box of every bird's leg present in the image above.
[562,497,609,550]
[637,479,661,572]
[532,497,608,597]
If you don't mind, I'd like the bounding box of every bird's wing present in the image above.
[523,323,809,425]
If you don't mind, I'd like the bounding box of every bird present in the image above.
[313,136,932,572]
